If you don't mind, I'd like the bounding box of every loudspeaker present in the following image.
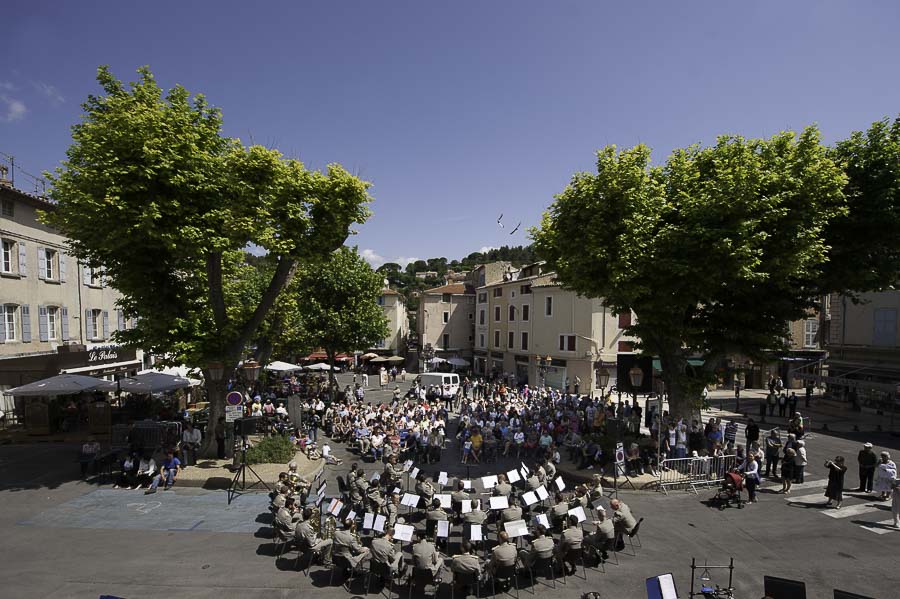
[834,591,876,599]
[763,575,807,599]
[233,416,259,437]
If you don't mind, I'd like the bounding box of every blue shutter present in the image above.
[102,310,109,339]
[117,309,125,331]
[0,305,5,342]
[17,242,26,277]
[37,305,47,342]
[37,247,46,279]
[21,305,31,343]
[85,309,92,340]
[58,253,67,282]
[61,307,69,341]
[82,263,91,286]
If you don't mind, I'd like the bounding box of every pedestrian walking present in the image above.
[778,393,787,418]
[764,429,782,478]
[857,443,877,492]
[874,452,897,501]
[738,453,761,503]
[781,448,796,494]
[823,456,847,509]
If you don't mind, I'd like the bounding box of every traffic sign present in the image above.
[225,405,243,422]
[615,442,625,465]
[226,391,243,406]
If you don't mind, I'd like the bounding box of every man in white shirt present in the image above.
[181,422,202,466]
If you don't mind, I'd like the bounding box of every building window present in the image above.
[479,334,485,348]
[558,334,576,352]
[443,311,449,324]
[873,308,897,347]
[522,304,529,321]
[494,306,501,322]
[2,304,18,341]
[47,306,59,340]
[1,198,13,218]
[618,341,633,352]
[1,239,15,273]
[479,310,485,325]
[377,296,385,306]
[508,331,514,349]
[494,330,500,347]
[545,296,553,316]
[87,267,104,287]
[803,318,819,348]
[618,312,632,328]
[42,248,57,280]
[520,284,531,295]
[89,308,103,340]
[508,306,516,321]
[442,293,452,303]
[468,312,473,320]
[478,292,487,304]
[442,333,450,349]
[493,288,502,297]
[521,332,529,351]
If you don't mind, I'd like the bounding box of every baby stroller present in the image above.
[710,471,744,510]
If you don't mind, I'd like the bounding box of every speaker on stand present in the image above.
[227,417,270,505]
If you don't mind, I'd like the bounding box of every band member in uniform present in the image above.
[550,492,570,528]
[494,473,513,498]
[489,531,518,574]
[332,517,370,569]
[295,507,333,566]
[371,527,405,577]
[386,493,401,528]
[518,524,555,567]
[462,499,487,526]
[383,455,404,489]
[500,492,523,525]
[557,514,584,576]
[610,499,637,551]
[411,531,443,578]
[450,541,483,577]
[415,472,436,507]
[451,480,471,514]
[585,507,615,562]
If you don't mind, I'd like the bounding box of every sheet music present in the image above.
[462,479,472,489]
[436,493,452,508]
[520,468,529,481]
[371,472,380,482]
[393,487,401,495]
[521,462,529,475]
[315,494,324,507]
[461,499,472,513]
[522,491,539,506]
[535,514,550,528]
[535,485,549,500]
[555,476,565,491]
[363,512,375,530]
[504,519,528,538]
[403,460,414,471]
[402,493,420,507]
[567,505,587,523]
[506,469,521,484]
[437,520,450,538]
[317,482,326,495]
[373,514,386,532]
[347,510,356,522]
[394,523,413,541]
[438,471,449,485]
[481,475,499,489]
[471,524,483,541]
[330,500,344,516]
[489,495,509,510]
[327,498,339,513]
[410,467,420,479]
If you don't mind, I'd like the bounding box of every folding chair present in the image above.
[367,559,395,598]
[624,518,643,556]
[526,555,560,591]
[409,567,440,599]
[451,570,481,599]
[491,563,520,599]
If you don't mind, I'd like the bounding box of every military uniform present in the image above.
[585,518,615,556]
[543,462,557,480]
[412,539,443,577]
[333,528,371,568]
[494,482,513,498]
[527,474,541,491]
[275,506,301,531]
[450,552,482,576]
[612,503,637,535]
[500,504,523,524]
[295,520,333,564]
[416,480,436,506]
[386,501,399,528]
[371,536,403,575]
[426,506,449,521]
[557,525,584,572]
[489,541,518,573]
[518,535,555,567]
[462,507,487,525]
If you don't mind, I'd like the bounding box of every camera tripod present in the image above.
[227,438,271,505]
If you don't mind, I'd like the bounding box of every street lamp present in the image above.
[536,355,551,388]
[595,366,610,398]
[422,344,435,373]
[628,365,644,408]
[207,361,225,382]
[242,359,261,385]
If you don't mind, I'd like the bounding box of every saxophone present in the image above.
[322,514,337,540]
[308,506,322,535]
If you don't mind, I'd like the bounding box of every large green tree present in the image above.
[44,67,371,455]
[532,128,847,420]
[287,246,389,393]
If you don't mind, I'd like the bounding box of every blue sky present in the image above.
[3,1,899,268]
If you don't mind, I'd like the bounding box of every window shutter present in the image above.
[59,253,67,282]
[0,306,5,342]
[37,247,46,279]
[102,310,109,339]
[17,242,26,277]
[82,263,91,286]
[37,305,48,342]
[21,305,32,343]
[61,307,69,341]
[618,312,632,328]
[117,309,125,331]
[85,309,93,339]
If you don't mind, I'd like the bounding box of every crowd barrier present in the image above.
[656,454,739,495]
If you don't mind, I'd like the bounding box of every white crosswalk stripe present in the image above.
[761,478,825,492]
[859,520,899,534]
[821,502,884,519]
[784,490,829,505]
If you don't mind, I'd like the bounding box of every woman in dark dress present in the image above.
[824,455,847,509]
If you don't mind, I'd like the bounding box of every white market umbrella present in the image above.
[369,356,389,363]
[3,374,114,397]
[360,353,379,360]
[385,356,405,363]
[448,357,470,367]
[427,357,448,365]
[264,360,304,372]
[305,362,336,371]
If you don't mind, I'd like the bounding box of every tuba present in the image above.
[308,506,322,535]
[322,513,337,540]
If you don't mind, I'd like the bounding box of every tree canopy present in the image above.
[44,66,372,453]
[532,127,847,418]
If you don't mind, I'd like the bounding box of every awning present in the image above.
[651,358,705,371]
[303,352,350,361]
[61,360,143,375]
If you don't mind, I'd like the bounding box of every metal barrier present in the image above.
[657,455,739,495]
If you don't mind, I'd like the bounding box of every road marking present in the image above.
[859,519,899,534]
[821,503,883,519]
[784,491,828,505]
[762,479,824,492]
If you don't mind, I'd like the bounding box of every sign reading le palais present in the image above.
[88,347,119,363]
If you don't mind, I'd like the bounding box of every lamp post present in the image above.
[422,344,434,374]
[628,365,644,410]
[536,354,551,389]
[595,366,610,400]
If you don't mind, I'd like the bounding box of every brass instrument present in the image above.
[308,506,322,534]
[322,514,337,539]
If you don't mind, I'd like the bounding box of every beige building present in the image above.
[0,182,143,405]
[474,262,635,392]
[373,288,409,353]
[416,282,475,365]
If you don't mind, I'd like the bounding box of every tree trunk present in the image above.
[200,375,229,458]
[657,349,702,424]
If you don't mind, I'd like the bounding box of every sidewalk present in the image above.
[174,449,322,489]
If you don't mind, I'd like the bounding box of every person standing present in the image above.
[823,456,847,509]
[745,418,760,448]
[777,393,787,418]
[764,429,782,478]
[793,440,808,484]
[891,480,900,528]
[857,443,878,493]
[874,452,897,501]
[738,452,761,503]
[781,448,796,494]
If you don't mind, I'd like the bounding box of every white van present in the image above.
[418,372,460,397]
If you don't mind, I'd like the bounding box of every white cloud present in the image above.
[479,246,498,254]
[245,243,268,257]
[361,248,385,267]
[0,82,15,91]
[394,256,420,267]
[0,96,26,122]
[31,81,65,105]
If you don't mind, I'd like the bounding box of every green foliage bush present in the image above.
[245,434,295,465]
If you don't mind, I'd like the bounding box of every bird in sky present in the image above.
[497,213,504,228]
[509,222,521,235]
